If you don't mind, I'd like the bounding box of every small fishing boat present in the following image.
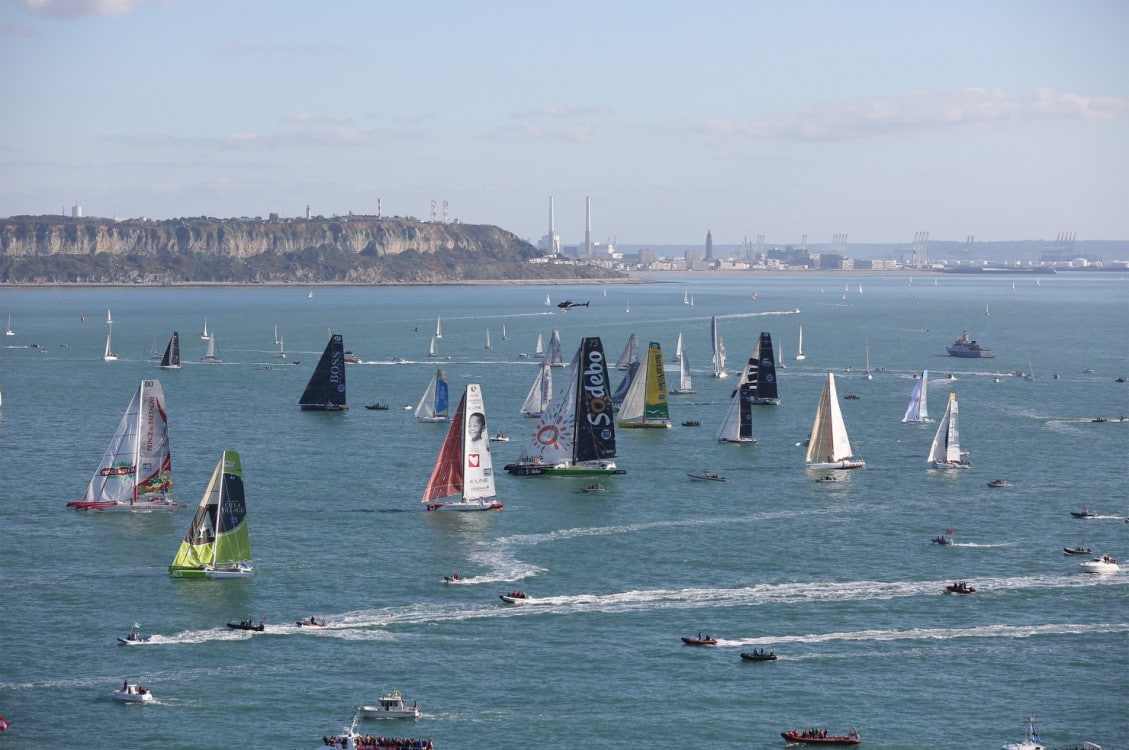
[681,634,717,646]
[227,618,266,631]
[681,420,701,427]
[490,431,510,442]
[945,581,976,594]
[1070,507,1096,519]
[1001,715,1045,750]
[355,690,421,719]
[581,483,606,493]
[499,591,530,604]
[117,624,150,645]
[1063,545,1092,556]
[987,479,1010,488]
[687,471,726,482]
[296,616,327,627]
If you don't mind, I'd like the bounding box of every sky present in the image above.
[1,0,1127,246]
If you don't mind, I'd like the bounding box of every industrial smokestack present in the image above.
[585,196,592,256]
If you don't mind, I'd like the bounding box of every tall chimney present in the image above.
[585,196,592,256]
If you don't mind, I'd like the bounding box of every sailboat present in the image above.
[747,331,781,405]
[671,348,695,394]
[298,334,347,410]
[546,329,564,367]
[276,336,286,359]
[711,316,728,378]
[673,332,683,363]
[615,333,639,371]
[545,293,551,307]
[683,289,690,305]
[200,333,221,363]
[778,342,786,369]
[103,309,118,362]
[199,318,210,340]
[863,343,874,380]
[273,325,280,345]
[66,379,179,511]
[501,324,507,340]
[158,332,181,370]
[795,325,806,361]
[805,372,865,469]
[928,393,970,469]
[415,368,450,422]
[612,359,640,408]
[716,358,758,445]
[5,314,13,336]
[422,383,504,511]
[504,336,625,476]
[434,316,442,340]
[168,450,253,578]
[902,370,932,423]
[428,336,438,358]
[534,333,544,358]
[520,362,553,417]
[618,341,672,428]
[985,304,990,317]
[484,329,492,351]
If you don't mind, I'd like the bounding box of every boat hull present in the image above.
[930,460,971,469]
[67,499,182,512]
[504,462,625,476]
[426,500,503,512]
[681,637,717,646]
[779,731,859,745]
[717,437,757,444]
[807,460,865,470]
[617,421,672,429]
[739,652,777,661]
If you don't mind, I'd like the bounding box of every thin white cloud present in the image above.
[700,88,1129,142]
[106,125,419,152]
[513,105,610,119]
[23,0,147,18]
[282,113,354,126]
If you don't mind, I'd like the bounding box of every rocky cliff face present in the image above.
[0,215,621,284]
[0,215,530,259]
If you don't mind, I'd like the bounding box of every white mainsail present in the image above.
[520,362,553,417]
[200,317,209,340]
[484,329,492,351]
[200,333,220,363]
[796,325,806,361]
[428,336,438,357]
[535,333,544,357]
[928,393,969,468]
[435,316,442,339]
[711,317,727,378]
[902,370,932,423]
[671,349,695,394]
[546,329,564,367]
[615,333,639,371]
[805,372,864,469]
[674,332,683,362]
[415,369,450,422]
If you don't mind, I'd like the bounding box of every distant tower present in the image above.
[705,230,714,260]
[584,196,592,257]
[306,205,311,220]
[540,196,560,254]
[377,198,382,218]
[71,203,82,218]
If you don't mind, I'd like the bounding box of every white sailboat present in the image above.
[671,348,695,394]
[434,316,442,339]
[169,450,253,577]
[795,325,806,361]
[5,314,13,336]
[484,328,492,351]
[200,333,221,363]
[902,370,932,423]
[102,309,118,362]
[624,298,630,313]
[415,369,450,423]
[273,325,280,344]
[544,293,551,307]
[683,289,690,304]
[545,329,564,367]
[711,316,727,378]
[520,362,553,417]
[423,383,503,511]
[200,317,210,340]
[778,342,786,369]
[863,344,874,380]
[66,379,179,511]
[534,333,544,357]
[673,332,683,362]
[985,304,990,317]
[617,341,672,428]
[428,335,438,358]
[276,336,287,359]
[805,372,865,469]
[928,393,970,469]
[501,324,507,340]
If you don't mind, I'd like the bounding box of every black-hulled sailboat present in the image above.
[748,331,780,405]
[504,336,625,476]
[299,334,347,411]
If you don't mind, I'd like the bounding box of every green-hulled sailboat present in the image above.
[169,450,253,579]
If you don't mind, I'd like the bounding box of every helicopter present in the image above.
[556,299,590,310]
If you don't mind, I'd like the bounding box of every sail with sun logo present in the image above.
[505,336,625,476]
[67,379,180,511]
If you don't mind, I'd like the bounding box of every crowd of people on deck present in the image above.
[322,736,433,749]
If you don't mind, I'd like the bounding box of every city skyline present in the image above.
[1,0,1127,245]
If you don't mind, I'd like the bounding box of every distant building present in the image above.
[685,249,701,269]
[71,204,82,218]
[705,229,713,260]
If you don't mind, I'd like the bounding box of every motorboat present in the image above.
[489,432,510,442]
[932,534,954,546]
[739,649,777,662]
[1001,715,1045,750]
[443,572,466,584]
[681,420,701,427]
[117,624,151,645]
[687,471,726,482]
[1063,545,1092,556]
[499,591,530,604]
[581,483,606,493]
[681,635,717,646]
[987,479,1010,488]
[296,616,327,627]
[364,403,389,410]
[1079,555,1119,574]
[112,681,154,703]
[945,581,977,594]
[227,618,266,632]
[355,690,421,719]
[947,329,996,358]
[1070,507,1096,519]
[780,728,860,745]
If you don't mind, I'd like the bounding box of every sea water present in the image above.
[0,273,1127,749]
